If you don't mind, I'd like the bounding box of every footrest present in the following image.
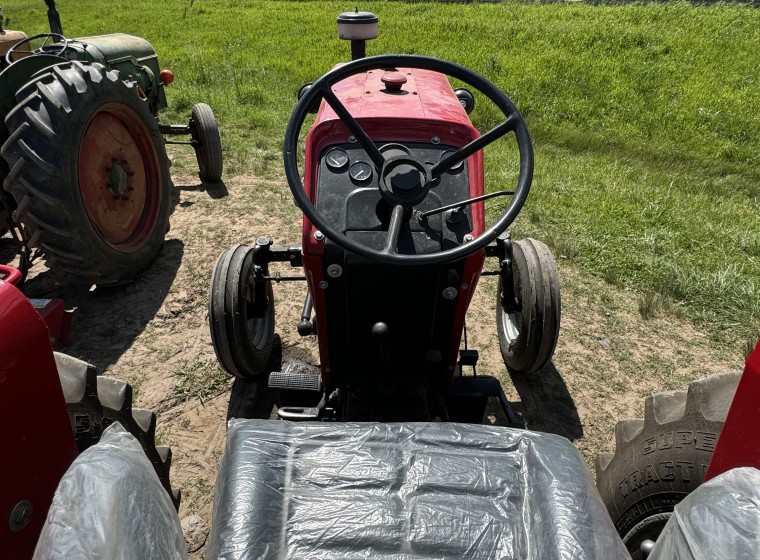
[277,406,320,420]
[269,370,322,392]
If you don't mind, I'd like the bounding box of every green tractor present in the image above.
[0,1,222,284]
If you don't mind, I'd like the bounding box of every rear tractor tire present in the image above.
[496,238,561,374]
[190,102,223,183]
[595,372,741,558]
[1,61,172,285]
[209,244,276,379]
[55,352,180,508]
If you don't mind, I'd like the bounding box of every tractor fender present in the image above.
[0,279,77,558]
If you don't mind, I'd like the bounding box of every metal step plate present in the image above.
[269,366,322,392]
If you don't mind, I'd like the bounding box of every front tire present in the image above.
[1,61,172,284]
[190,102,223,183]
[595,372,740,558]
[209,244,275,379]
[496,238,561,374]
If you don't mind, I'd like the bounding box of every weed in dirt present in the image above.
[548,236,579,261]
[637,291,660,320]
[187,477,214,511]
[601,268,620,287]
[168,359,232,408]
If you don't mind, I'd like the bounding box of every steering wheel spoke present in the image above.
[431,114,518,178]
[320,85,386,170]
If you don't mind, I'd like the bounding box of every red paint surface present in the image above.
[705,340,760,480]
[0,281,78,559]
[33,299,73,351]
[78,103,163,252]
[0,264,22,286]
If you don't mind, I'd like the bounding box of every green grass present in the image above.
[8,0,760,346]
[167,359,231,408]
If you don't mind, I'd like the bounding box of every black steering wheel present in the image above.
[283,54,533,265]
[6,33,69,65]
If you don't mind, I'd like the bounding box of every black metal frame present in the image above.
[247,234,524,427]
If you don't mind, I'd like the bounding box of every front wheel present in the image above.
[1,61,172,284]
[209,244,275,379]
[190,103,223,183]
[496,237,561,374]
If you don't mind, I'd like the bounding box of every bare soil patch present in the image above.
[8,163,742,557]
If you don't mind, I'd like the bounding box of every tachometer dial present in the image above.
[325,148,349,171]
[349,161,373,183]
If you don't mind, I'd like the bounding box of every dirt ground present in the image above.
[5,161,742,556]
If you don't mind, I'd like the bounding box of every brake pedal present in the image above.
[269,370,322,392]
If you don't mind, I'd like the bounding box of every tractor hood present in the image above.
[73,33,158,66]
[309,67,479,150]
[320,66,472,126]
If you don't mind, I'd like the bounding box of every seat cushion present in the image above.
[208,421,627,560]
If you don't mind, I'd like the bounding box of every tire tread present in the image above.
[53,352,180,508]
[596,371,741,550]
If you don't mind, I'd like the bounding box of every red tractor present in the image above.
[0,264,178,559]
[209,11,561,425]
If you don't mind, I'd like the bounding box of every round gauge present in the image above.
[380,143,410,160]
[440,150,464,172]
[349,161,373,183]
[325,148,349,171]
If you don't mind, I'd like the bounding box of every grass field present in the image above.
[9,0,759,351]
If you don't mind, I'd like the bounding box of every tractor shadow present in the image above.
[0,235,18,264]
[20,239,184,372]
[173,178,229,202]
[227,335,283,422]
[507,362,584,442]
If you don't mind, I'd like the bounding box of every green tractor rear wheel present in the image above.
[0,61,172,284]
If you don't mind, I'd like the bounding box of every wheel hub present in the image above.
[107,161,131,198]
[379,156,431,207]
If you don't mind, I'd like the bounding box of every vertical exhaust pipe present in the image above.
[45,0,63,36]
[337,9,378,61]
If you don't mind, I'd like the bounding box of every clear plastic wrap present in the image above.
[34,423,186,560]
[649,467,760,560]
[208,421,628,559]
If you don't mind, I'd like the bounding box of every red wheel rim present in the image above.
[79,103,163,253]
